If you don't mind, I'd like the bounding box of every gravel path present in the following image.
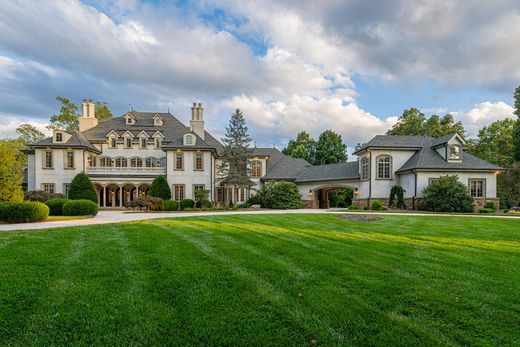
[0,209,518,231]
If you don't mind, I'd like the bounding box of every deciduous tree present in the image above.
[16,123,45,145]
[468,118,515,168]
[314,130,347,165]
[282,131,316,163]
[387,108,465,137]
[0,140,25,202]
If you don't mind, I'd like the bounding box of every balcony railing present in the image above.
[87,166,166,175]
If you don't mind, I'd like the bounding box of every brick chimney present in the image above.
[79,98,98,132]
[190,101,205,140]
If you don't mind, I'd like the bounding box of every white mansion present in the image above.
[24,100,502,209]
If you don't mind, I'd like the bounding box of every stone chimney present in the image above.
[79,98,98,132]
[190,101,205,140]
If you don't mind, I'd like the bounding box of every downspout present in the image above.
[210,153,213,202]
[413,170,417,210]
[368,151,372,206]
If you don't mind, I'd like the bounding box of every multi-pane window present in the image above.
[141,138,147,148]
[88,155,96,167]
[361,157,369,180]
[63,184,70,197]
[193,184,205,199]
[65,151,74,168]
[194,153,203,170]
[155,138,162,149]
[115,157,127,167]
[175,152,184,170]
[145,158,153,167]
[449,145,461,160]
[56,133,62,142]
[130,157,142,168]
[216,188,224,202]
[251,160,262,178]
[42,184,55,194]
[428,178,439,185]
[44,151,53,168]
[173,185,185,201]
[110,137,117,148]
[99,157,111,167]
[469,179,485,197]
[376,155,392,179]
[125,137,132,148]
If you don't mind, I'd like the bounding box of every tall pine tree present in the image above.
[217,109,254,205]
[512,85,520,162]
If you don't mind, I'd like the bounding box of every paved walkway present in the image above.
[0,209,518,231]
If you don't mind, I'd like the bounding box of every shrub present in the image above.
[62,199,99,216]
[68,173,97,203]
[422,175,475,213]
[370,200,384,211]
[180,199,195,209]
[0,201,49,223]
[25,190,66,202]
[249,182,275,208]
[347,205,359,210]
[127,196,164,211]
[228,201,234,208]
[484,201,497,211]
[271,181,303,209]
[479,208,495,213]
[195,200,213,208]
[246,193,263,206]
[389,185,406,209]
[328,188,354,207]
[237,202,251,208]
[148,176,171,200]
[164,200,178,211]
[45,198,68,216]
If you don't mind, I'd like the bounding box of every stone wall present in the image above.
[473,198,500,209]
[302,199,319,209]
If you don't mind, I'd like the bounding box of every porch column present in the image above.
[119,186,123,208]
[102,186,106,207]
[97,188,101,206]
[111,189,115,207]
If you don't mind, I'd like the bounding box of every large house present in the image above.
[24,100,502,209]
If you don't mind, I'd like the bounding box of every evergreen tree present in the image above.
[68,173,97,203]
[148,176,171,200]
[218,109,254,205]
[512,85,520,162]
[314,130,347,165]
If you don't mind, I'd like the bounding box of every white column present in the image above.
[119,186,123,207]
[111,189,115,207]
[102,186,106,207]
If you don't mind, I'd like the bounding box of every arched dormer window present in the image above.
[376,155,392,179]
[361,157,369,180]
[183,133,195,146]
[251,160,262,178]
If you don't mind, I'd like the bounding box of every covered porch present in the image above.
[93,182,151,208]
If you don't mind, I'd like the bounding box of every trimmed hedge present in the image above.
[68,173,97,203]
[371,200,384,211]
[45,198,68,216]
[0,201,49,223]
[164,200,178,211]
[180,199,195,209]
[195,200,213,208]
[479,208,495,214]
[484,201,497,211]
[63,199,99,216]
[149,176,171,200]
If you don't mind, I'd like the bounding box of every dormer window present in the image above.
[55,132,63,142]
[153,114,163,126]
[183,133,195,146]
[155,138,161,149]
[125,137,132,148]
[449,145,461,160]
[110,138,117,148]
[141,138,147,148]
[124,113,136,125]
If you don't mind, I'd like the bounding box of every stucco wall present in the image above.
[27,154,36,191]
[34,148,86,193]
[416,171,497,198]
[298,180,361,201]
[368,149,416,198]
[166,150,213,200]
[398,173,416,198]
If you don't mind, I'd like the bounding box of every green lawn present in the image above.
[0,214,519,346]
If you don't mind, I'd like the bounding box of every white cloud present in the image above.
[452,101,515,137]
[0,115,50,139]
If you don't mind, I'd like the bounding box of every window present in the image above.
[141,138,147,148]
[43,151,53,168]
[469,179,486,197]
[115,157,127,167]
[194,153,204,170]
[65,151,74,168]
[42,184,55,194]
[175,152,184,170]
[193,184,205,199]
[63,184,70,197]
[376,155,392,179]
[239,188,245,202]
[88,155,96,167]
[130,157,142,168]
[110,137,117,148]
[145,158,153,167]
[428,178,439,185]
[251,160,262,178]
[99,157,112,167]
[216,188,224,202]
[186,135,193,145]
[126,117,134,125]
[449,145,461,160]
[173,185,185,201]
[56,133,62,142]
[155,137,162,149]
[125,137,132,148]
[361,157,369,180]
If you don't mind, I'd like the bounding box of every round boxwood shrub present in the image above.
[0,202,49,223]
[45,198,68,216]
[62,199,99,216]
[149,176,171,200]
[484,201,497,211]
[271,181,303,209]
[422,175,475,212]
[68,173,97,203]
[180,199,195,210]
[164,200,178,211]
[370,200,384,211]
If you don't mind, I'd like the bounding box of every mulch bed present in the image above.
[341,215,382,222]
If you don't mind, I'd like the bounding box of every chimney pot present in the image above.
[89,99,93,104]
[198,102,202,108]
[83,99,87,103]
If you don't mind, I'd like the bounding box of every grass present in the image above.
[0,214,519,346]
[46,215,92,221]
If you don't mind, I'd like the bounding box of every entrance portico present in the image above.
[93,181,151,208]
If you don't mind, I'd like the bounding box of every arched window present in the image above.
[145,157,155,167]
[115,157,127,167]
[376,155,392,179]
[361,157,369,180]
[99,157,112,167]
[251,160,262,178]
[130,157,142,168]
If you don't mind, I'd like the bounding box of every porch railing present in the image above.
[86,166,166,175]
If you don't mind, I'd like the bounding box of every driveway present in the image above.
[0,209,518,231]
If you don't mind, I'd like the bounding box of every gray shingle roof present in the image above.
[30,129,100,153]
[354,135,430,154]
[295,161,360,183]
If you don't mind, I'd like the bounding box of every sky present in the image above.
[0,0,519,150]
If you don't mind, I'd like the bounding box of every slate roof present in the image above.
[295,161,360,183]
[30,129,100,153]
[354,135,430,154]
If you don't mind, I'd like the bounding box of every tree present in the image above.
[389,185,406,209]
[148,176,171,200]
[467,118,515,167]
[387,108,465,137]
[270,181,303,209]
[422,175,475,212]
[68,173,97,203]
[512,85,520,162]
[314,130,347,165]
[16,123,45,145]
[282,131,316,163]
[328,189,353,207]
[48,96,80,131]
[217,109,254,205]
[0,140,25,202]
[497,163,520,208]
[95,101,113,121]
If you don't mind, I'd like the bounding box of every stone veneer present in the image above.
[353,197,497,211]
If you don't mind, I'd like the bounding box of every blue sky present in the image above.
[0,0,518,150]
